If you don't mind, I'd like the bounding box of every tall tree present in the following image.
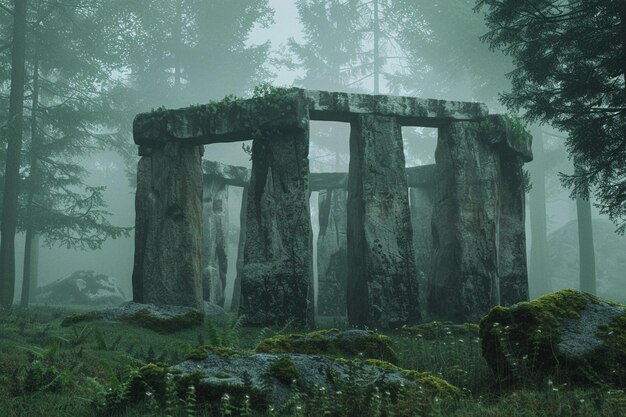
[477,0,626,233]
[0,0,27,305]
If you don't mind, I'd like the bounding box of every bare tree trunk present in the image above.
[528,126,551,297]
[575,168,596,295]
[21,56,40,307]
[373,0,380,94]
[0,0,28,305]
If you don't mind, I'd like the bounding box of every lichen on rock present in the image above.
[480,289,626,386]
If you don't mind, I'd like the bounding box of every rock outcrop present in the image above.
[480,289,626,386]
[34,270,127,306]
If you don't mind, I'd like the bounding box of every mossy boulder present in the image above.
[171,348,459,412]
[254,329,398,364]
[480,289,626,386]
[61,301,225,333]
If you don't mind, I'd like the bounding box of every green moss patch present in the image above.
[255,328,398,364]
[269,355,299,385]
[480,289,626,386]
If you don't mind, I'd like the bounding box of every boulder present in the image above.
[128,350,459,413]
[33,270,127,307]
[60,301,226,333]
[480,289,626,386]
[254,329,398,364]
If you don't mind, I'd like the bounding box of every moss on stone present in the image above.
[255,329,398,364]
[60,311,100,327]
[185,346,208,361]
[119,308,204,334]
[269,355,299,385]
[480,289,625,386]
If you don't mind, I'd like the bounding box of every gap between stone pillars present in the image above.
[238,130,315,327]
[132,142,204,311]
[346,114,420,329]
[428,122,500,323]
[202,177,229,307]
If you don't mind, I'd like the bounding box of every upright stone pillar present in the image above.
[347,114,420,328]
[132,142,204,310]
[202,177,229,306]
[410,186,434,320]
[317,188,348,316]
[239,131,314,327]
[429,122,500,323]
[498,154,529,306]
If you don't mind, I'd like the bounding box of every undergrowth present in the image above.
[0,306,623,417]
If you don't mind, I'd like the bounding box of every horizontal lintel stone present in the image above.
[133,89,490,146]
[133,93,308,146]
[303,89,489,126]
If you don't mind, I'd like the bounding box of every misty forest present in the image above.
[0,0,626,416]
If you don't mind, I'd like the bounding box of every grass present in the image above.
[0,305,624,416]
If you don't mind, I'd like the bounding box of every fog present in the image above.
[3,0,625,305]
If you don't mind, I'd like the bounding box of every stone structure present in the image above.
[132,88,532,327]
[202,173,229,306]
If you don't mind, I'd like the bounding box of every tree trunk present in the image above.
[20,56,40,307]
[575,169,596,295]
[528,126,551,298]
[373,0,380,94]
[0,0,28,305]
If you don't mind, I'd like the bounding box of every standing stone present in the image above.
[409,186,434,320]
[202,177,229,306]
[132,142,204,310]
[317,188,348,316]
[347,114,420,329]
[239,131,314,327]
[429,122,500,323]
[230,184,248,313]
[498,153,529,306]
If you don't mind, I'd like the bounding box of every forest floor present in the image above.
[0,305,623,417]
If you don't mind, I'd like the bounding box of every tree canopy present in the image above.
[477,0,626,232]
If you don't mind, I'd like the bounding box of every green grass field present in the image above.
[0,305,623,417]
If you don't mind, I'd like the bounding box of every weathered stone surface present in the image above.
[133,94,308,146]
[480,290,626,386]
[202,177,229,306]
[60,301,225,332]
[304,89,488,126]
[410,187,434,320]
[317,189,348,316]
[429,121,500,323]
[172,349,459,409]
[132,142,204,310]
[347,114,420,328]
[498,153,529,306]
[239,131,314,326]
[482,114,533,162]
[33,270,127,306]
[203,159,250,187]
